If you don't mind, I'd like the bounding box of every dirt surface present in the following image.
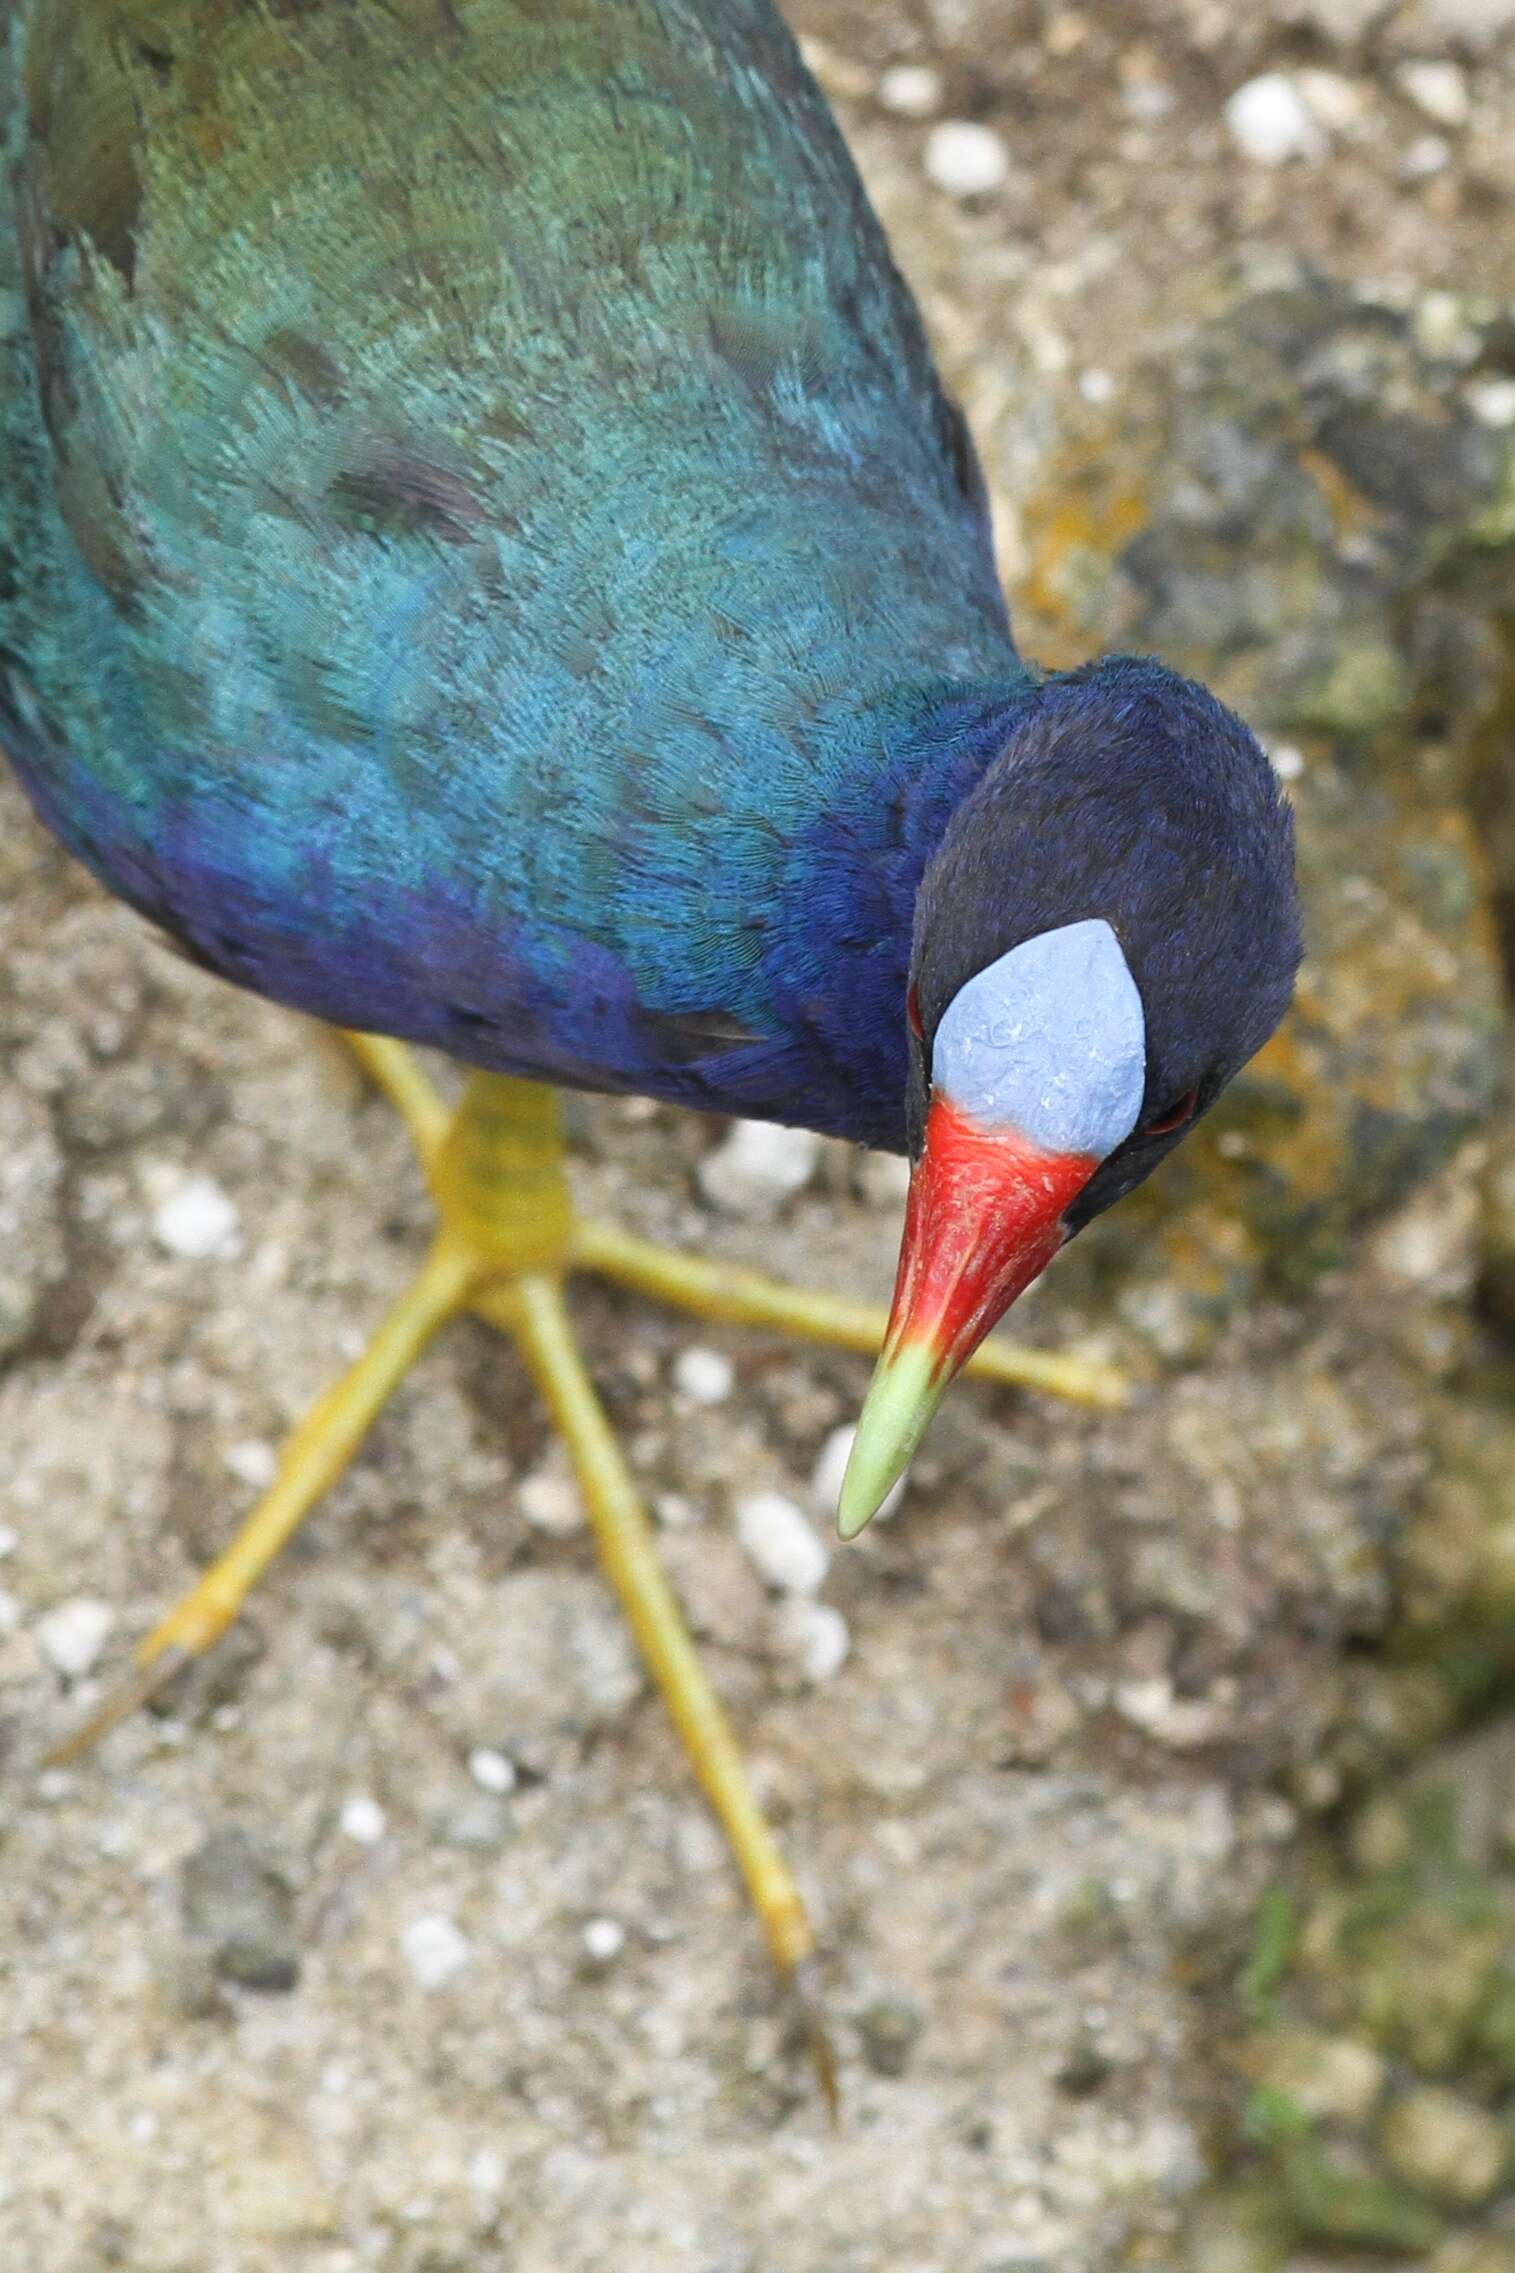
[6,6,1515,2271]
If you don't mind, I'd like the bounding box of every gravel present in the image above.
[147,1169,242,1260]
[1226,73,1332,164]
[671,1344,735,1405]
[923,118,1011,197]
[34,1595,114,1679]
[733,1488,831,1594]
[400,1911,472,1991]
[696,1117,820,1217]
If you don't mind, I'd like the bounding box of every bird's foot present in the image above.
[48,1031,839,2100]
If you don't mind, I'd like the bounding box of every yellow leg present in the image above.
[48,1234,479,1762]
[498,1271,835,2113]
[572,1217,1127,1409]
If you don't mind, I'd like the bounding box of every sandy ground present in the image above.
[5,5,1515,2270]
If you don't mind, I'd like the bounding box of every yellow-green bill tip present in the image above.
[836,1338,947,1540]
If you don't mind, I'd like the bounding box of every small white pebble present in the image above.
[734,1490,829,1594]
[224,1439,278,1492]
[0,1524,18,1559]
[582,1916,626,1963]
[467,1745,517,1794]
[37,1768,73,1803]
[672,1346,734,1406]
[1397,59,1470,128]
[811,1423,907,1524]
[924,118,1010,198]
[774,1597,851,1685]
[518,1458,583,1537]
[1078,366,1116,405]
[467,2149,506,2199]
[1415,289,1475,358]
[1122,78,1175,123]
[1403,131,1452,178]
[1269,741,1306,782]
[36,1597,114,1680]
[698,1119,819,1219]
[150,1173,241,1260]
[1224,74,1328,165]
[401,1912,471,1990]
[1295,67,1366,134]
[1467,377,1515,428]
[0,1592,20,1637]
[655,1491,703,1530]
[339,1794,387,1846]
[877,61,943,118]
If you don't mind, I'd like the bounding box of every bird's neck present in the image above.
[758,671,1042,1150]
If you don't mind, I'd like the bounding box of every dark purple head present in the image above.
[840,655,1301,1534]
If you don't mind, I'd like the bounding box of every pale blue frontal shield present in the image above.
[931,919,1147,1159]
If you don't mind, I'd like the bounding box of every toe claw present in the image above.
[41,1645,192,1769]
[788,1954,840,2126]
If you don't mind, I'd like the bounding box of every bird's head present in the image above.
[839,656,1301,1537]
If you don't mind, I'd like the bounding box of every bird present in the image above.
[1,0,1299,2082]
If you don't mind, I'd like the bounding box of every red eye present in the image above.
[1144,1087,1199,1138]
[906,983,923,1041]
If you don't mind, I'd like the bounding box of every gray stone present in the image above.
[180,1828,300,1993]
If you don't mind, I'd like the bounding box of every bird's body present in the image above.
[1,0,1021,1147]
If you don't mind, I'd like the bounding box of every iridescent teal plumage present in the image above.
[0,0,1024,1144]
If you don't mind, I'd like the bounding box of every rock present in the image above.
[1467,377,1515,428]
[1405,131,1454,177]
[180,1827,300,1992]
[1397,59,1473,127]
[35,1597,113,1680]
[733,1489,830,1593]
[771,1595,851,1683]
[924,120,1011,198]
[146,1169,241,1260]
[467,1745,517,1794]
[581,1916,626,1964]
[877,62,942,118]
[857,1995,924,2077]
[1225,76,1330,165]
[671,1345,734,1406]
[1295,68,1369,134]
[1240,2024,1387,2124]
[401,1911,472,1991]
[697,1119,819,1218]
[338,1794,387,1846]
[1379,2084,1509,2206]
[518,1451,584,1537]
